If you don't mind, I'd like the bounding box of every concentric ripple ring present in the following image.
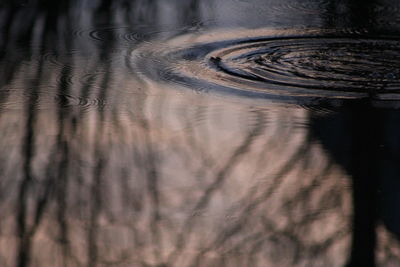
[134,29,400,105]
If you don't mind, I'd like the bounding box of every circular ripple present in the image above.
[210,38,400,89]
[135,29,400,105]
[73,26,164,45]
[54,94,106,110]
[73,26,144,45]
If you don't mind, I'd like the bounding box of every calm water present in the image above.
[1,0,400,266]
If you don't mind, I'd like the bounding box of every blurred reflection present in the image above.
[0,0,400,267]
[317,1,400,265]
[311,104,400,267]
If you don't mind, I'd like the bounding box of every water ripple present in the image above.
[73,26,144,43]
[134,28,400,106]
[54,94,106,109]
[272,1,331,15]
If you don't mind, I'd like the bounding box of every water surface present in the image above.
[1,0,400,266]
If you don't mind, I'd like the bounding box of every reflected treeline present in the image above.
[0,1,400,267]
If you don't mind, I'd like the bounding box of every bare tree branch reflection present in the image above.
[1,1,400,267]
[167,110,267,265]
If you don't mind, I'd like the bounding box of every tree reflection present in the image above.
[0,0,400,266]
[311,104,400,267]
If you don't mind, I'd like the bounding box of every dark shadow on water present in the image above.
[311,102,400,267]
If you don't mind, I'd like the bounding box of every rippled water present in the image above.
[136,28,400,104]
[1,0,400,266]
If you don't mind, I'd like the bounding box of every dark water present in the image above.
[2,0,400,266]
